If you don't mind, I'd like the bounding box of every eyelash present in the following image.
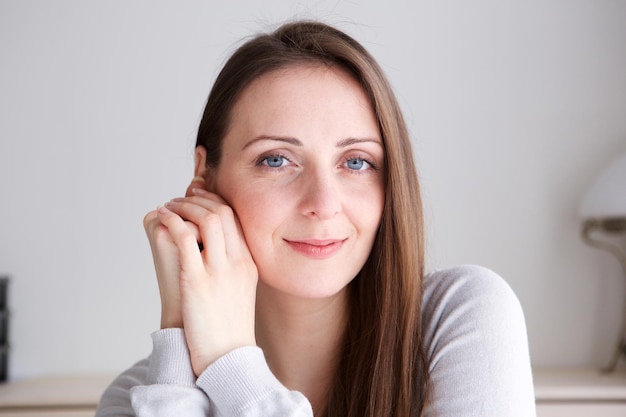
[344,155,379,172]
[255,152,292,170]
[254,152,379,173]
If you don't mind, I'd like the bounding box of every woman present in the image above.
[96,21,535,416]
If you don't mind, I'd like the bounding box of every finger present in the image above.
[156,205,207,274]
[145,209,201,245]
[143,210,160,235]
[166,196,245,259]
[163,201,228,265]
[144,209,186,329]
[180,190,244,247]
[185,175,209,198]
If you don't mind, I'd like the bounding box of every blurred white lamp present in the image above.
[580,152,626,372]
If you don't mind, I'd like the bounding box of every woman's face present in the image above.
[212,65,385,300]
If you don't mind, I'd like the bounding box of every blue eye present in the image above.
[346,157,367,170]
[261,154,287,168]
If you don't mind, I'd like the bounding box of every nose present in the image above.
[299,169,342,220]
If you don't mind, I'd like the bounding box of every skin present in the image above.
[143,64,385,411]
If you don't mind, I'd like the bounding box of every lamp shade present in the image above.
[580,153,626,219]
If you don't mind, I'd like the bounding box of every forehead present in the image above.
[226,64,379,141]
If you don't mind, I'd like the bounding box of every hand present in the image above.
[157,188,258,376]
[143,177,209,329]
[144,212,199,329]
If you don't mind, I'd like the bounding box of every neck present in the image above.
[255,281,349,414]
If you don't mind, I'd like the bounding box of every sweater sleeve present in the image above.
[421,265,536,417]
[96,329,312,417]
[95,328,211,417]
[196,346,313,417]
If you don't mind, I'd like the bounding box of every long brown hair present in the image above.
[196,21,428,416]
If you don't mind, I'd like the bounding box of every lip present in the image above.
[284,238,347,259]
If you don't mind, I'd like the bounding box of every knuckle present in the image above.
[201,211,221,226]
[152,224,170,240]
[143,211,158,230]
[214,204,234,219]
[179,234,199,250]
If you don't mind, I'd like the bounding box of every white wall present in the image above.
[1,0,625,379]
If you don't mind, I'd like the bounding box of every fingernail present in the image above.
[192,176,207,184]
[192,188,209,195]
[157,205,171,214]
[170,197,184,202]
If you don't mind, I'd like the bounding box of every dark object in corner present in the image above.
[0,276,9,382]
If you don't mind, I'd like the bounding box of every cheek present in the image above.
[360,206,384,244]
[234,200,285,276]
[237,205,268,243]
[351,186,384,231]
[223,185,283,247]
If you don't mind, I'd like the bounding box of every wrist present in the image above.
[160,305,183,329]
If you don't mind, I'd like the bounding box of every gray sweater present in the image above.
[96,265,536,416]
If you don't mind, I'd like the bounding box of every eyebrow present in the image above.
[242,135,302,150]
[336,137,382,148]
[242,135,382,150]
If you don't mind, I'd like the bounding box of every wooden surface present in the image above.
[534,368,626,401]
[0,412,95,417]
[534,368,626,417]
[2,369,626,416]
[0,373,115,414]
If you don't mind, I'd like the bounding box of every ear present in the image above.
[185,146,211,197]
[194,145,208,178]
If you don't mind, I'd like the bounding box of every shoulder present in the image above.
[420,265,535,416]
[422,264,523,328]
[421,264,526,348]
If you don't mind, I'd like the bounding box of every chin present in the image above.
[257,274,354,301]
